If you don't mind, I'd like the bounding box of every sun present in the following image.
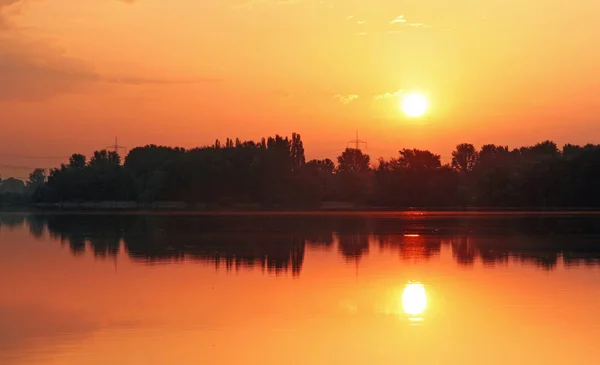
[400,92,428,118]
[402,283,427,316]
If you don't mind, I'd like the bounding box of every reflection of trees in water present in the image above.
[337,234,369,261]
[0,214,26,230]
[563,253,600,267]
[334,217,372,261]
[25,215,45,238]
[376,234,442,261]
[43,215,122,257]
[122,216,307,275]
[31,215,308,276]
[305,232,334,249]
[446,233,600,270]
[451,236,478,265]
[19,214,600,272]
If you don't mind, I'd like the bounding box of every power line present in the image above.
[306,148,346,160]
[0,153,70,159]
[0,164,52,170]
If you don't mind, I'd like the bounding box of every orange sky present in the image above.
[2,0,600,178]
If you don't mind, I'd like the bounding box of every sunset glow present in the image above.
[2,0,600,179]
[3,0,600,359]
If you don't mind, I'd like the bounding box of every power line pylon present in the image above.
[347,130,367,151]
[105,136,127,156]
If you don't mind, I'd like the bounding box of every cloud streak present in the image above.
[389,15,433,29]
[390,15,407,24]
[374,89,403,100]
[349,14,434,37]
[333,94,359,104]
[0,0,21,29]
[0,34,218,100]
[0,1,219,101]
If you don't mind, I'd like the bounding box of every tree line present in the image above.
[3,133,600,208]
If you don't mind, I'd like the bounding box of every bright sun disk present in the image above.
[401,92,428,118]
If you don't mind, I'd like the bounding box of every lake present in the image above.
[1,212,600,364]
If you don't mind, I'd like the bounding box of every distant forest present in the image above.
[2,132,600,209]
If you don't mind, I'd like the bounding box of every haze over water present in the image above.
[2,212,600,365]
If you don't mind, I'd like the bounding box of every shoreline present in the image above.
[2,203,600,215]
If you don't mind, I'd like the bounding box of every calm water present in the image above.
[2,212,600,365]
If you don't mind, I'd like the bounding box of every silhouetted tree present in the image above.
[27,169,46,188]
[395,148,441,170]
[301,158,336,202]
[479,144,510,162]
[291,133,306,172]
[124,145,185,201]
[0,177,28,207]
[89,150,120,167]
[337,148,370,173]
[451,143,478,173]
[373,148,458,207]
[306,159,335,174]
[67,154,86,169]
[0,178,25,194]
[334,149,371,203]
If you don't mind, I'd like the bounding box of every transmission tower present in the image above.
[347,130,368,151]
[105,137,127,155]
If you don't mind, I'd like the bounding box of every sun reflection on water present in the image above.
[402,283,427,320]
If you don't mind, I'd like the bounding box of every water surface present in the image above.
[1,213,600,364]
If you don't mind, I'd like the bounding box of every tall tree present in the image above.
[68,154,87,169]
[337,148,370,173]
[451,143,478,172]
[27,168,46,188]
[290,133,306,172]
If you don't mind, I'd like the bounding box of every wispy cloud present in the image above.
[333,94,359,104]
[347,14,433,37]
[390,15,407,24]
[374,89,403,100]
[0,0,24,29]
[407,22,433,28]
[389,15,433,29]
